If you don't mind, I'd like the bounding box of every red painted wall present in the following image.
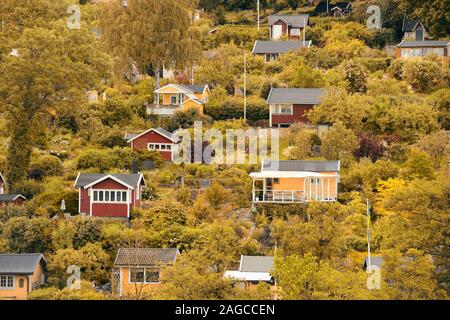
[79,178,141,218]
[271,104,314,126]
[130,131,175,161]
[0,198,24,206]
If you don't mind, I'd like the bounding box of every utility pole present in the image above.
[327,0,329,13]
[243,50,247,122]
[257,0,260,31]
[366,198,371,269]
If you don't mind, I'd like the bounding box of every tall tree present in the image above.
[99,0,202,88]
[0,19,110,188]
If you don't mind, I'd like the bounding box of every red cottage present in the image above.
[124,128,180,162]
[74,173,145,219]
[267,88,325,127]
[0,194,26,206]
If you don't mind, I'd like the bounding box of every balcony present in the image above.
[252,189,338,204]
[252,190,304,203]
[146,104,182,116]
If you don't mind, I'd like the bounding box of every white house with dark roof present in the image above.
[0,253,46,299]
[268,14,309,40]
[402,18,428,41]
[224,255,275,286]
[74,173,145,219]
[267,88,325,127]
[147,83,210,116]
[250,160,340,203]
[252,40,312,63]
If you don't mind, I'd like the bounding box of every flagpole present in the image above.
[243,50,247,122]
[367,198,371,269]
[257,0,260,31]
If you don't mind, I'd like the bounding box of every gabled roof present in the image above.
[0,253,46,275]
[363,256,384,269]
[402,18,424,32]
[154,83,209,95]
[252,40,311,54]
[124,127,180,143]
[268,14,309,28]
[114,248,179,266]
[0,194,26,202]
[239,256,274,273]
[331,2,351,11]
[315,1,351,13]
[267,88,325,105]
[74,173,145,189]
[261,160,341,172]
[397,40,449,48]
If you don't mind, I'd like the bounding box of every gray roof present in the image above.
[240,256,274,273]
[253,40,311,54]
[267,88,325,104]
[114,248,179,266]
[155,127,180,142]
[363,256,384,269]
[182,84,207,93]
[268,14,309,28]
[0,194,25,202]
[124,133,139,141]
[397,40,449,48]
[0,253,46,275]
[262,160,340,172]
[124,127,180,143]
[74,173,144,188]
[402,19,421,32]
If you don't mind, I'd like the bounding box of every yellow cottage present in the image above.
[250,160,340,203]
[147,84,210,116]
[112,248,179,298]
[0,253,47,300]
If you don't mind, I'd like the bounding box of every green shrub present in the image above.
[29,155,63,177]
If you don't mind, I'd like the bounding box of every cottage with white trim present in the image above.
[250,160,340,203]
[74,173,145,219]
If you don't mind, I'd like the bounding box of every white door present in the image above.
[272,25,283,40]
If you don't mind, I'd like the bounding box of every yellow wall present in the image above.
[181,100,204,113]
[271,174,338,198]
[0,263,44,300]
[119,267,162,298]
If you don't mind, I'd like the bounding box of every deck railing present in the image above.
[252,190,304,203]
[146,104,182,115]
[252,190,338,203]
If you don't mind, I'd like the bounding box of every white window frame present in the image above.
[147,143,173,151]
[128,267,161,284]
[92,189,129,204]
[0,275,14,289]
[272,104,293,115]
[170,95,178,105]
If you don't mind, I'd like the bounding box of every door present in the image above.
[272,25,283,40]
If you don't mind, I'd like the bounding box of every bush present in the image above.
[12,180,44,199]
[29,155,63,177]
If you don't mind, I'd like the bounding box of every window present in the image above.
[129,268,160,283]
[273,178,279,184]
[272,104,292,115]
[145,267,160,283]
[148,143,173,151]
[130,268,145,283]
[92,190,128,203]
[0,275,14,288]
[170,95,178,105]
[19,278,24,288]
[290,28,301,36]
